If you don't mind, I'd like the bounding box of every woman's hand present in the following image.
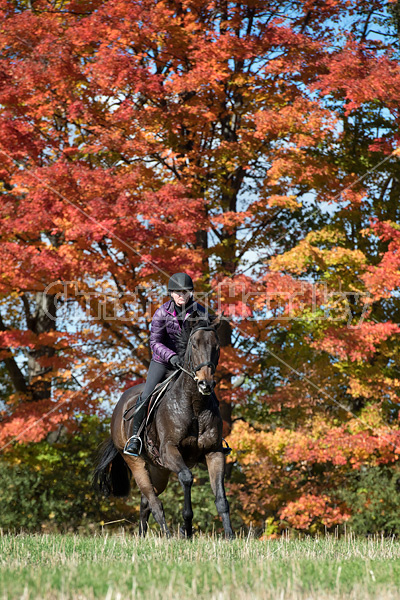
[169,355,181,368]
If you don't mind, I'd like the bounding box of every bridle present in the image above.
[178,325,220,381]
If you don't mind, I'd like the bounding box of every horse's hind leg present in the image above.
[124,456,170,537]
[206,451,234,539]
[139,466,170,537]
[161,442,193,538]
[139,495,151,537]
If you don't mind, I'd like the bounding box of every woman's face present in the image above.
[171,290,192,306]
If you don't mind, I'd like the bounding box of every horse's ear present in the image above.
[209,312,223,329]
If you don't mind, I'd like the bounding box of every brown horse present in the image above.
[93,312,234,538]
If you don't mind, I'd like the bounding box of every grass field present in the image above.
[1,532,400,599]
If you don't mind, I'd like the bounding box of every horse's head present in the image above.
[178,312,222,395]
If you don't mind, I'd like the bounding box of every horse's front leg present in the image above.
[161,441,193,538]
[206,451,234,539]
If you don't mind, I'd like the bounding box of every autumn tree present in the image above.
[227,1,400,533]
[0,0,340,441]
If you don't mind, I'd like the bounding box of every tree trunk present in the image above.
[26,292,57,402]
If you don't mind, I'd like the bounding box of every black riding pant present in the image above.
[127,361,169,440]
[141,360,169,404]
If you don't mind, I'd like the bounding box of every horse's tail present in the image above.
[92,437,131,497]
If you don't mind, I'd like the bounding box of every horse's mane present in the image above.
[175,312,213,362]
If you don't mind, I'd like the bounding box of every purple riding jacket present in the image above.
[150,300,207,365]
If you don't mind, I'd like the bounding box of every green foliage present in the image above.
[0,416,140,532]
[336,466,400,536]
[0,415,242,534]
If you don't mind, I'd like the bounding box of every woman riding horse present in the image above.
[94,273,234,537]
[124,272,207,456]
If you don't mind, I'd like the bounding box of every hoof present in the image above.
[179,526,193,539]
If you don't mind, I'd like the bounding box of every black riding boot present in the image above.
[123,397,149,456]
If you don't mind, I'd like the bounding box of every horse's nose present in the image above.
[198,380,213,395]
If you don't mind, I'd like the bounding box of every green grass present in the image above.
[1,532,400,599]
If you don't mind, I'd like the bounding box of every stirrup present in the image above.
[123,435,143,457]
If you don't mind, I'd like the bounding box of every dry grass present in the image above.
[1,531,400,599]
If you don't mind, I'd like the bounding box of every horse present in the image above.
[93,312,234,538]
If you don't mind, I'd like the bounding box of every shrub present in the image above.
[336,465,400,535]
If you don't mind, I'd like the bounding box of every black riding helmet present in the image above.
[168,272,194,292]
